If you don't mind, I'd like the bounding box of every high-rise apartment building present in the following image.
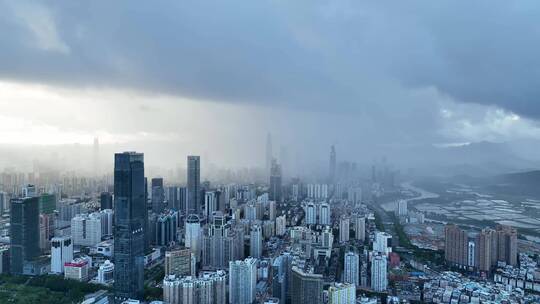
[371,252,388,292]
[328,283,356,304]
[343,251,359,286]
[339,217,350,243]
[165,248,192,277]
[250,224,263,259]
[113,152,146,302]
[444,224,469,267]
[71,213,102,247]
[229,258,257,304]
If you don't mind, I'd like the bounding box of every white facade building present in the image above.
[371,253,388,292]
[344,251,359,286]
[71,213,102,247]
[51,235,73,273]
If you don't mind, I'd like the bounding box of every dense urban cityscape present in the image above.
[3,1,540,303]
[1,139,540,304]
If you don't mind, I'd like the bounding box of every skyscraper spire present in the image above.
[266,133,273,178]
[329,145,336,183]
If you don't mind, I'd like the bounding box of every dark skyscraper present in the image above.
[151,177,165,214]
[269,158,282,202]
[114,152,146,302]
[10,197,40,275]
[100,192,113,210]
[187,156,201,215]
[329,145,336,183]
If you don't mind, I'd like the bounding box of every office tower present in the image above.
[269,159,282,202]
[155,210,179,246]
[354,215,365,241]
[328,283,356,304]
[163,271,227,304]
[305,202,316,225]
[187,156,201,215]
[10,197,40,274]
[113,152,146,302]
[151,177,165,214]
[329,145,336,183]
[318,202,331,225]
[291,266,324,304]
[495,224,518,266]
[100,192,113,210]
[444,224,468,267]
[250,224,263,259]
[165,248,192,277]
[178,187,188,214]
[71,213,102,247]
[185,214,202,262]
[39,213,52,252]
[266,133,273,178]
[371,252,388,292]
[275,215,287,236]
[476,228,493,272]
[97,260,115,285]
[229,258,257,304]
[0,191,8,215]
[396,200,408,216]
[39,193,56,215]
[374,231,392,255]
[344,251,359,286]
[100,209,114,236]
[339,217,350,243]
[205,191,220,220]
[0,247,9,274]
[51,236,73,273]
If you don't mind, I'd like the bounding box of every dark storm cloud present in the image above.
[1,0,540,118]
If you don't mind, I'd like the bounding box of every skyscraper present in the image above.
[290,266,324,304]
[151,177,165,214]
[187,156,201,215]
[10,197,40,274]
[113,152,146,302]
[250,224,263,259]
[229,258,257,304]
[476,228,492,272]
[185,214,202,262]
[269,159,282,202]
[339,217,350,243]
[329,145,336,183]
[444,224,468,267]
[495,224,518,266]
[344,251,359,286]
[370,252,388,292]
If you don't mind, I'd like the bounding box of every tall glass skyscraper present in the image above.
[10,197,40,274]
[187,156,201,215]
[113,152,146,302]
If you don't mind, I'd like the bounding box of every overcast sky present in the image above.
[1,0,540,170]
